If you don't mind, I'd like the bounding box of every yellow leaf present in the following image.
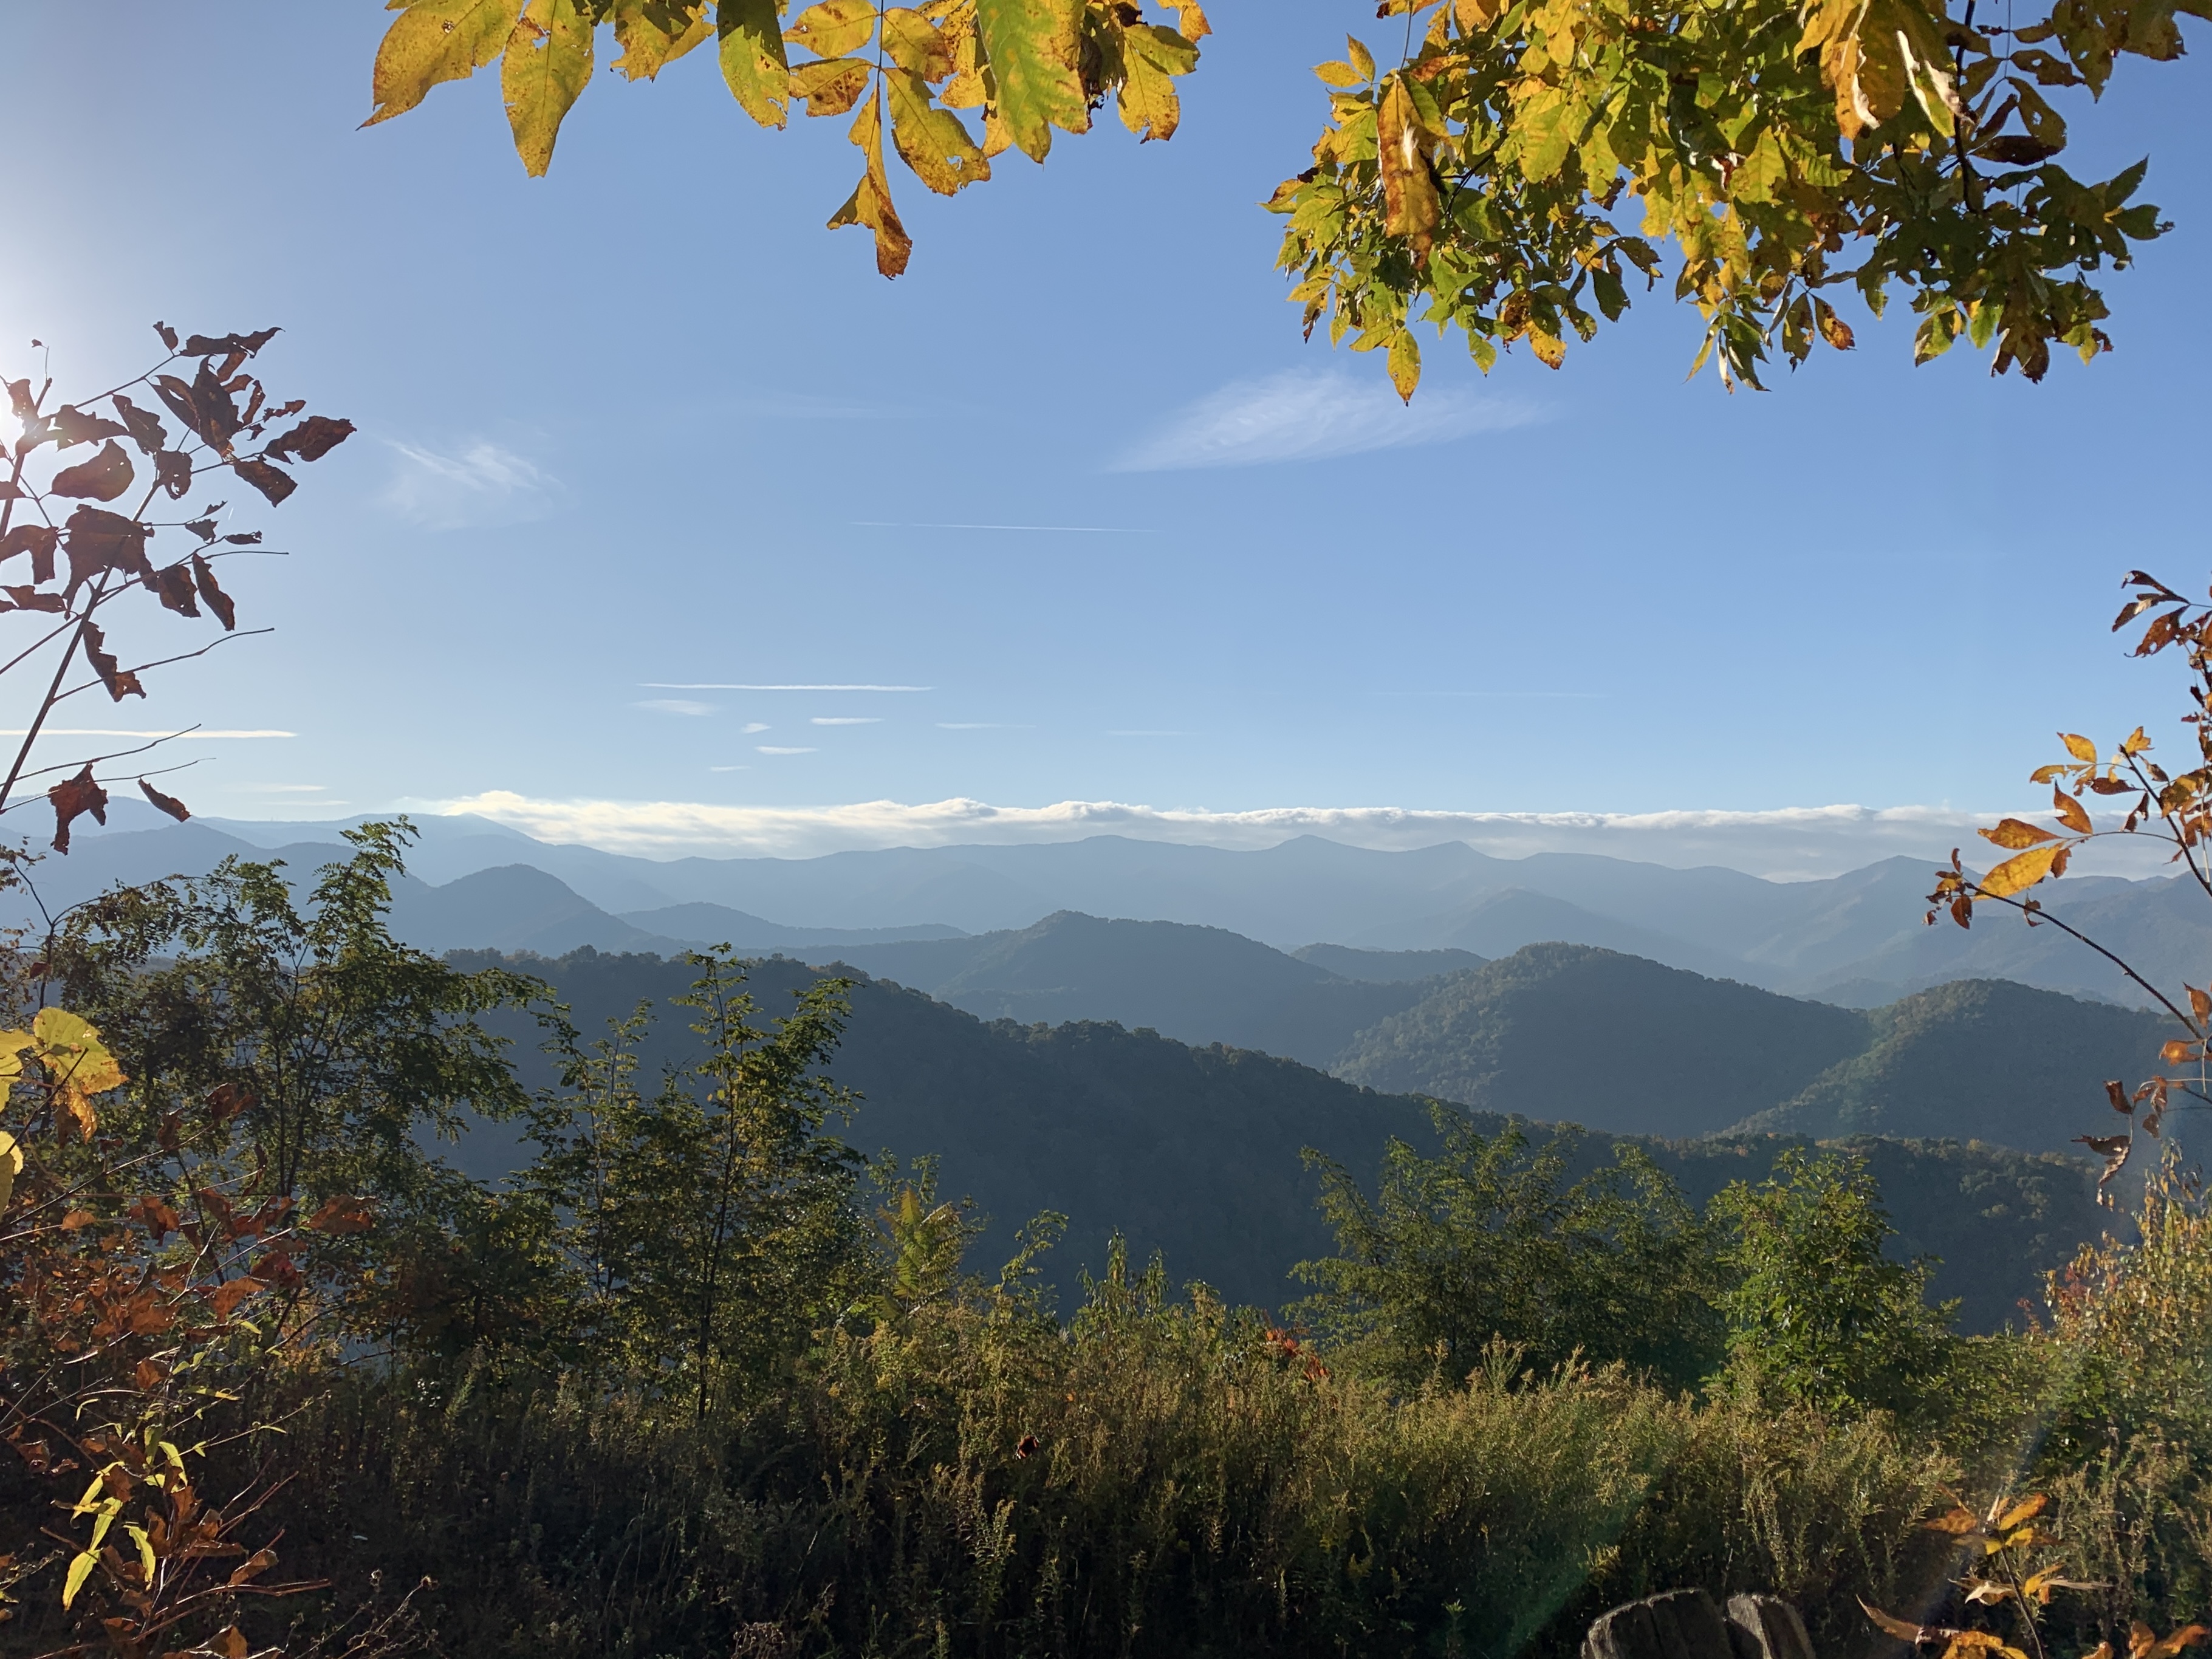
[1924,1503,1984,1534]
[790,55,873,112]
[1995,1494,2049,1531]
[2162,1039,2197,1066]
[787,0,878,58]
[62,1547,96,1609]
[1166,1,1210,41]
[2053,788,2094,834]
[363,0,517,126]
[1529,329,1567,368]
[1979,843,2064,898]
[2148,1627,2210,1659]
[1346,34,1375,78]
[2062,731,2100,762]
[1116,22,1197,140]
[502,0,596,176]
[33,1010,124,1098]
[886,68,990,193]
[975,0,1089,162]
[1388,331,1421,403]
[0,1129,18,1213]
[612,0,711,78]
[827,88,915,276]
[2121,726,2152,754]
[881,7,957,78]
[1376,75,1440,254]
[717,0,792,126]
[2190,987,2210,1025]
[1981,818,2059,849]
[1316,60,1366,87]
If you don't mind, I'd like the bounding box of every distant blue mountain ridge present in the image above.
[14,801,2199,1011]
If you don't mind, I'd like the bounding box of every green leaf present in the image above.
[503,0,597,177]
[716,0,791,127]
[62,1548,95,1609]
[364,0,517,126]
[975,0,1089,162]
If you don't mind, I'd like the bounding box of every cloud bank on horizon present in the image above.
[1112,369,1540,471]
[423,790,2114,880]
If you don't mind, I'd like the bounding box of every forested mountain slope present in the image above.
[1332,945,1872,1136]
[1734,979,2171,1146]
[1337,945,2173,1159]
[802,911,1430,1067]
[455,948,2105,1330]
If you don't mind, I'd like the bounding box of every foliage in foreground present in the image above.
[360,0,2194,391]
[1,830,2210,1657]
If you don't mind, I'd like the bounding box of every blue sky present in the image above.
[0,3,2205,863]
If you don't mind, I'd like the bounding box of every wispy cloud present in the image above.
[246,784,329,793]
[382,439,561,530]
[938,722,1031,730]
[811,716,880,726]
[636,699,716,717]
[436,793,2049,879]
[851,521,1154,534]
[710,765,748,772]
[756,745,817,755]
[1113,369,1541,471]
[742,722,770,733]
[1108,729,1193,737]
[642,682,931,692]
[0,728,295,739]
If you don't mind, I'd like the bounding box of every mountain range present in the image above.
[447,947,2111,1335]
[15,804,2203,1008]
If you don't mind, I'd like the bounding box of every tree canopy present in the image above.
[366,0,2193,389]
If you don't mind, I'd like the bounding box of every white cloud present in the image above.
[938,722,1031,730]
[433,792,2086,878]
[635,699,716,717]
[0,728,295,738]
[1113,368,1541,471]
[1107,730,1193,737]
[756,745,817,755]
[382,439,560,530]
[710,765,748,772]
[742,722,770,733]
[642,682,931,692]
[811,716,880,726]
[247,784,327,793]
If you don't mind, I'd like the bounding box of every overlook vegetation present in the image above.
[2,821,2206,1657]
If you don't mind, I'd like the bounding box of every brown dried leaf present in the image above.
[63,505,153,597]
[109,394,168,456]
[48,764,108,853]
[306,1194,376,1234]
[262,415,355,463]
[229,456,295,507]
[49,440,135,502]
[149,564,200,618]
[191,556,236,630]
[139,779,190,823]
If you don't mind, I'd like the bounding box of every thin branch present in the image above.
[1972,884,2200,1033]
[50,626,274,704]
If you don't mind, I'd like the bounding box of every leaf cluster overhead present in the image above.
[1269,0,2189,395]
[365,0,1206,275]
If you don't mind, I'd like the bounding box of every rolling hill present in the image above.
[795,911,1433,1068]
[1332,945,1872,1137]
[450,947,2109,1332]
